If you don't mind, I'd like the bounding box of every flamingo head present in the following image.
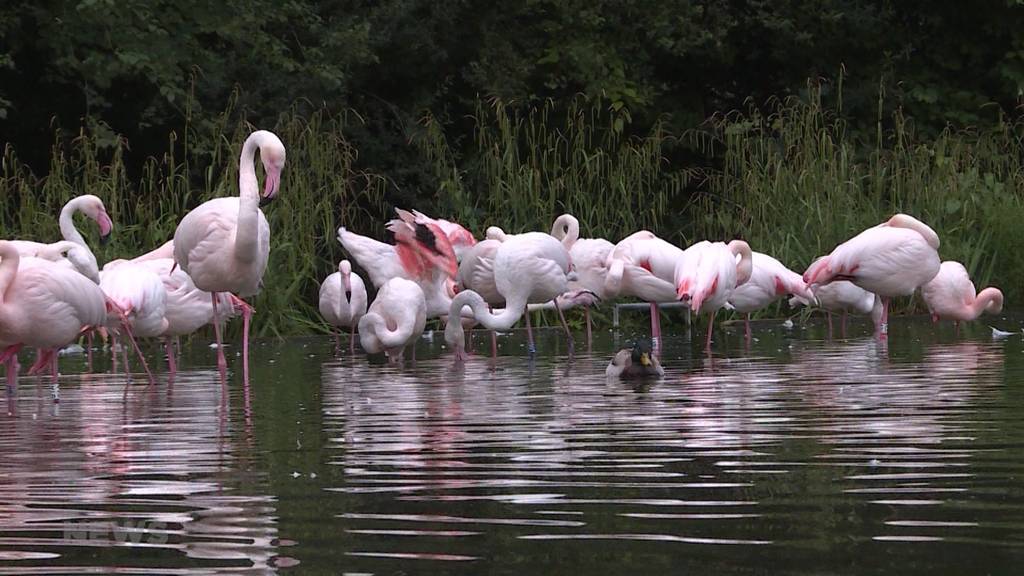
[79,195,113,244]
[259,137,286,206]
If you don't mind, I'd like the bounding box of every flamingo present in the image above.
[549,214,614,347]
[604,231,686,352]
[455,238,504,357]
[445,231,574,359]
[790,260,882,338]
[99,261,167,382]
[10,194,113,255]
[674,240,754,350]
[0,241,107,396]
[319,260,368,354]
[132,240,175,263]
[129,258,238,374]
[921,261,1003,331]
[726,251,813,340]
[358,277,426,362]
[803,213,941,339]
[410,210,477,261]
[338,209,458,319]
[173,130,285,377]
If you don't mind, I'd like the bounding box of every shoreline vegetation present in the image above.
[2,84,1021,336]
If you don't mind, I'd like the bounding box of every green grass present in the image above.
[2,86,1022,335]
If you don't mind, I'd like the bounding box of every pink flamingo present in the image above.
[319,260,368,354]
[99,261,167,383]
[338,209,459,319]
[173,130,285,377]
[129,257,238,374]
[410,210,477,261]
[674,240,754,349]
[358,277,426,363]
[726,251,813,340]
[790,280,882,338]
[921,261,1003,331]
[803,214,940,339]
[446,231,574,359]
[0,241,107,396]
[10,194,113,255]
[550,214,613,347]
[604,231,684,353]
[455,238,504,357]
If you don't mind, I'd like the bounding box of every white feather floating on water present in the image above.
[990,326,1015,340]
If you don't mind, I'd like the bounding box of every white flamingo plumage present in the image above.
[99,261,168,381]
[549,214,612,346]
[726,251,813,340]
[358,277,426,362]
[173,130,285,376]
[803,213,941,339]
[921,261,1003,329]
[790,279,882,338]
[674,240,754,349]
[445,231,574,359]
[126,257,236,373]
[10,194,113,282]
[0,241,107,395]
[319,259,368,354]
[604,231,685,351]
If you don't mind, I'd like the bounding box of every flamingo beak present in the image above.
[260,166,281,206]
[97,212,113,245]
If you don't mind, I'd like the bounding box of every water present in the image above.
[2,316,1024,574]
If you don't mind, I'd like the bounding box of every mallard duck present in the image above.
[606,341,665,378]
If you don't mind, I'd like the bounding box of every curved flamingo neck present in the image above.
[59,197,88,247]
[550,214,580,251]
[361,311,413,351]
[972,287,1003,317]
[728,240,753,285]
[888,214,940,249]
[234,133,264,264]
[444,289,526,355]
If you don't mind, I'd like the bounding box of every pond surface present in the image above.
[2,315,1024,574]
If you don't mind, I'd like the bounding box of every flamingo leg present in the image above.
[120,333,131,378]
[954,320,961,337]
[165,337,177,375]
[705,309,717,351]
[745,313,752,342]
[650,302,661,356]
[121,321,155,385]
[841,312,848,339]
[241,297,252,384]
[349,325,356,356]
[86,331,94,372]
[876,297,890,340]
[827,312,834,339]
[585,307,593,351]
[111,333,119,373]
[5,354,17,395]
[553,297,575,355]
[334,330,341,355]
[50,352,59,403]
[524,310,536,355]
[491,329,498,359]
[210,292,227,373]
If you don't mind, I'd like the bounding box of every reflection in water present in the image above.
[322,329,1024,574]
[3,325,1024,574]
[0,368,284,573]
